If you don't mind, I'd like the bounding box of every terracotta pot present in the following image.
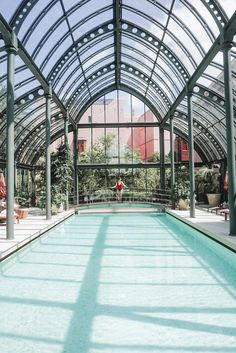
[206,193,221,207]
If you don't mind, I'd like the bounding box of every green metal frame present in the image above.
[0,1,235,171]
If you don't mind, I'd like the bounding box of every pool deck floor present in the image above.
[0,208,74,261]
[0,204,235,261]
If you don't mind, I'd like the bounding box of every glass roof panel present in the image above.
[14,67,34,87]
[82,47,114,71]
[89,75,115,93]
[121,48,154,71]
[172,1,215,50]
[84,58,114,79]
[71,9,113,39]
[121,56,152,77]
[162,32,195,74]
[81,44,113,66]
[53,59,81,90]
[15,0,52,39]
[15,80,39,99]
[187,0,220,37]
[20,2,63,51]
[154,59,182,95]
[0,1,21,21]
[0,0,235,164]
[34,21,69,67]
[220,0,236,19]
[212,52,224,66]
[0,58,7,80]
[67,0,112,27]
[122,35,156,61]
[203,65,224,83]
[121,72,147,89]
[122,8,164,39]
[42,36,74,76]
[123,0,168,27]
[167,18,203,67]
[80,37,114,63]
[122,55,153,74]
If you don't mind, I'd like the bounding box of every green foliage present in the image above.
[15,190,31,207]
[51,142,73,193]
[133,168,160,191]
[149,151,160,162]
[35,156,46,208]
[51,185,66,208]
[35,143,73,209]
[77,132,165,197]
[80,133,115,164]
[173,166,190,206]
[195,165,221,195]
[173,181,190,203]
[123,146,142,163]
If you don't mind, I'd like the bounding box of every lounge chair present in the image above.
[218,208,229,221]
[0,210,19,224]
[14,208,29,219]
[208,203,228,215]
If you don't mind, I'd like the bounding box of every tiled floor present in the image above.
[0,208,74,260]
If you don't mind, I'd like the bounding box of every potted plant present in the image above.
[196,165,222,206]
[174,181,190,210]
[51,185,66,212]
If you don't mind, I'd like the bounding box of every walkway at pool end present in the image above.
[0,208,74,261]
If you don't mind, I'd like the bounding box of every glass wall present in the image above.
[77,90,164,164]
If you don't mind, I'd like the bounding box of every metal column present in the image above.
[64,116,69,211]
[31,167,36,207]
[73,126,79,205]
[223,41,236,235]
[170,116,175,209]
[187,90,195,218]
[6,38,17,240]
[159,127,165,190]
[45,84,52,220]
[14,161,17,192]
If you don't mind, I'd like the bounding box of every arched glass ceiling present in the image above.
[0,0,236,165]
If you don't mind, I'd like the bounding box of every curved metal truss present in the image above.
[0,0,235,166]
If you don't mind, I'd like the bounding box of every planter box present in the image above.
[206,193,221,207]
[14,208,29,219]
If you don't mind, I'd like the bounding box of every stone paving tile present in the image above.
[0,209,74,261]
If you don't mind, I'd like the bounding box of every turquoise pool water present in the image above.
[0,213,235,353]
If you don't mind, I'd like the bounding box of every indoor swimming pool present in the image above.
[0,212,235,353]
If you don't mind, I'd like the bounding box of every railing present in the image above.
[74,188,171,208]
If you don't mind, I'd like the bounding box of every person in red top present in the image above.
[112,176,128,202]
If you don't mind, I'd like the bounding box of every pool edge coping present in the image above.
[167,209,236,253]
[0,210,75,262]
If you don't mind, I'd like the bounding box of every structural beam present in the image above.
[64,116,69,211]
[187,90,196,218]
[223,41,236,235]
[170,116,175,209]
[6,38,17,240]
[159,127,165,190]
[114,0,122,89]
[45,84,52,220]
[73,127,79,205]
